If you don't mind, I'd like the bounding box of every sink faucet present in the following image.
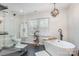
[58,28,63,40]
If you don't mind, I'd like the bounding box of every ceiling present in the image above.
[1,3,70,15]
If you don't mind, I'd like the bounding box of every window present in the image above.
[28,18,49,36]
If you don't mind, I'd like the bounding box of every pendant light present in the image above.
[51,3,59,17]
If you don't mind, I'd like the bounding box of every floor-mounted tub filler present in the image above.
[44,39,76,56]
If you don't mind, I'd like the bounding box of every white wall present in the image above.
[67,4,79,48]
[23,8,68,43]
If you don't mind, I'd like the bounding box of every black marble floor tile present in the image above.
[4,44,45,56]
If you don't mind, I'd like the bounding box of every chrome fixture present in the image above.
[13,13,16,16]
[51,3,59,17]
[34,31,39,46]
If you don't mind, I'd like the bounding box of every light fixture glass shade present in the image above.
[51,8,59,17]
[51,3,59,17]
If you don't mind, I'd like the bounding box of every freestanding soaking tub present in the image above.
[44,40,76,56]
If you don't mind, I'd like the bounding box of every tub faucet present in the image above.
[34,31,39,38]
[58,28,63,40]
[33,31,39,46]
